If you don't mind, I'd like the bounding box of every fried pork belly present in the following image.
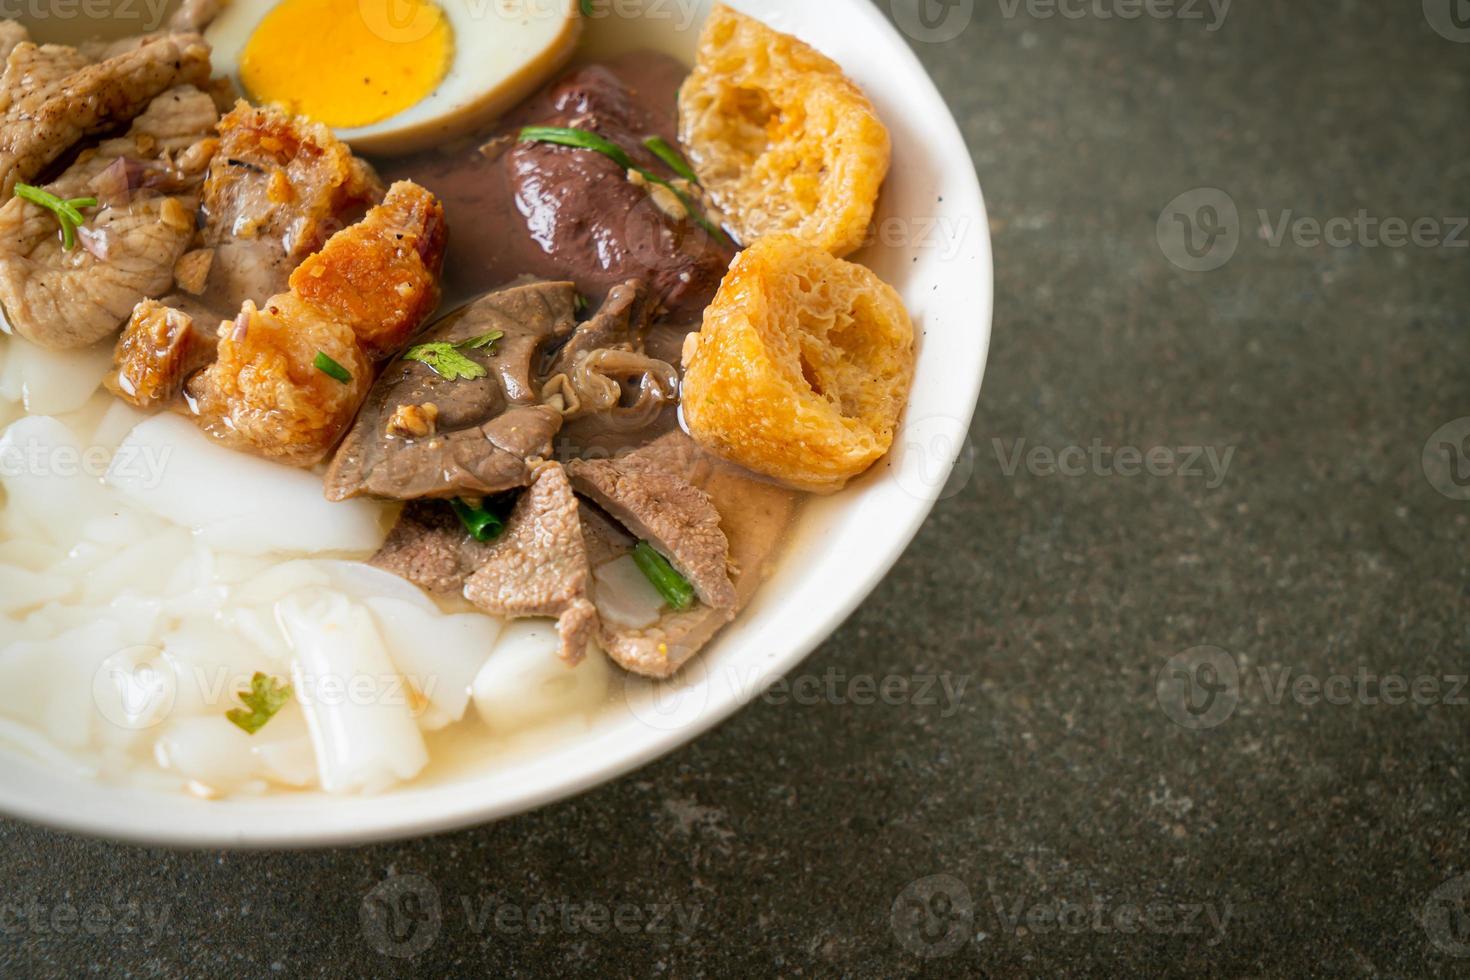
[109,100,391,409]
[203,100,384,268]
[169,181,446,466]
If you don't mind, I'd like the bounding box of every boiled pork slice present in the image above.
[109,104,398,417]
[0,32,210,196]
[0,86,218,349]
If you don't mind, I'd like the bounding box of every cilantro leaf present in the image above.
[226,672,292,735]
[404,342,489,381]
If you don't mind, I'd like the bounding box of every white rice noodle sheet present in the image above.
[472,620,613,735]
[277,590,429,794]
[104,414,387,557]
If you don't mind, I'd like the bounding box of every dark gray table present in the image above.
[5,1,1469,975]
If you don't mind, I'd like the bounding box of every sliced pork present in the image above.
[0,32,210,196]
[106,181,445,464]
[110,101,388,407]
[0,86,219,349]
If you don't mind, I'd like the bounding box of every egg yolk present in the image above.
[240,0,453,129]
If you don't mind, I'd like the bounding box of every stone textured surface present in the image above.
[4,1,1470,975]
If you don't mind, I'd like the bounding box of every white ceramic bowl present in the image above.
[0,0,992,846]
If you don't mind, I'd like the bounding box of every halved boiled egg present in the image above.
[206,0,581,154]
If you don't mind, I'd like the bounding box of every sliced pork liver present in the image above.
[462,463,596,664]
[371,498,485,596]
[324,279,578,501]
[372,463,599,664]
[566,453,736,610]
[588,432,800,679]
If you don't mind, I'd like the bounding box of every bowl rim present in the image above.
[0,0,994,848]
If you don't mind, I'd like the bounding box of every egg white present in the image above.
[206,0,582,154]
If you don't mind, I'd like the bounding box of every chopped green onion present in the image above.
[579,0,593,15]
[643,136,700,184]
[226,673,292,735]
[632,541,695,611]
[451,498,506,542]
[519,126,634,169]
[313,351,352,384]
[14,183,96,252]
[519,127,728,243]
[458,330,504,351]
